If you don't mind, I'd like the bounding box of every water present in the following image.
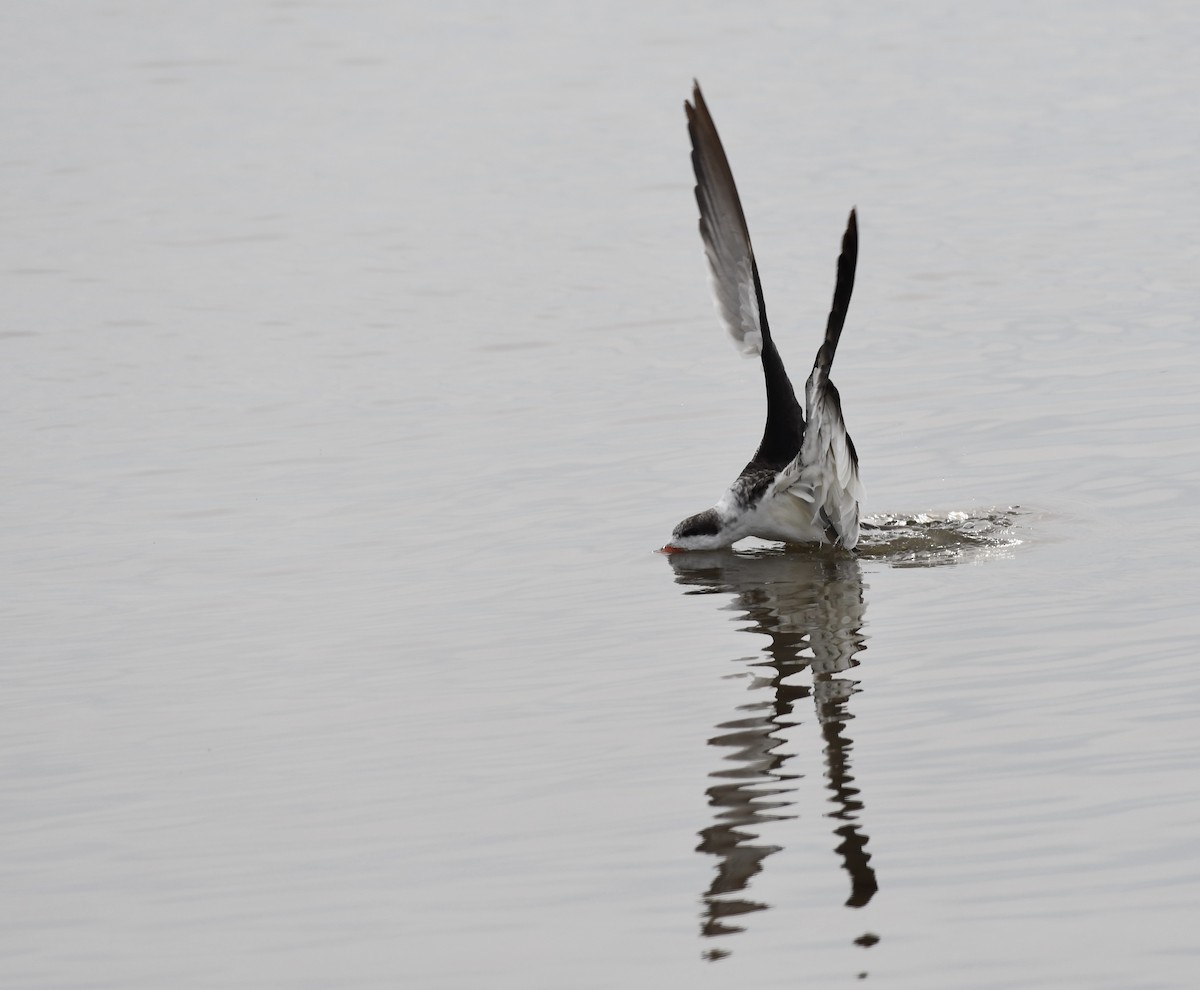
[3,1,1199,987]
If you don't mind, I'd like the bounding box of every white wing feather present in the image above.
[702,251,762,356]
[765,368,862,548]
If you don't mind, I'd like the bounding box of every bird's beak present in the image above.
[658,544,685,554]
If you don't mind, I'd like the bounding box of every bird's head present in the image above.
[659,507,733,552]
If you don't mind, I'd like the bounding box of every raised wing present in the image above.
[766,211,863,547]
[687,82,803,471]
[685,83,765,356]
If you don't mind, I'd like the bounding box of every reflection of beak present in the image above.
[658,544,686,554]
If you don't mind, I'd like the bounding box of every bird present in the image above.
[661,82,863,553]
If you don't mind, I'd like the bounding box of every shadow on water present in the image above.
[664,508,1023,963]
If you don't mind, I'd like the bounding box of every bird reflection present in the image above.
[667,548,877,955]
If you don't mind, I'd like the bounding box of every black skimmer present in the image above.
[662,83,863,553]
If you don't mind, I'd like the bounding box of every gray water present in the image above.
[4,2,1200,987]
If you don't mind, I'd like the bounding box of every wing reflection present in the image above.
[667,548,877,954]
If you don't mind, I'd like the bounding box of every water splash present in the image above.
[855,506,1026,567]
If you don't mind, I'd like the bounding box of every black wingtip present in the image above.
[685,80,706,122]
[816,209,859,372]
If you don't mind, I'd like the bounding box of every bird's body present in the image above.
[663,83,863,553]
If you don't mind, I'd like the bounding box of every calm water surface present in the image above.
[3,2,1199,987]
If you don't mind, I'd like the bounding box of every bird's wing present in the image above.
[686,82,767,356]
[765,211,863,547]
